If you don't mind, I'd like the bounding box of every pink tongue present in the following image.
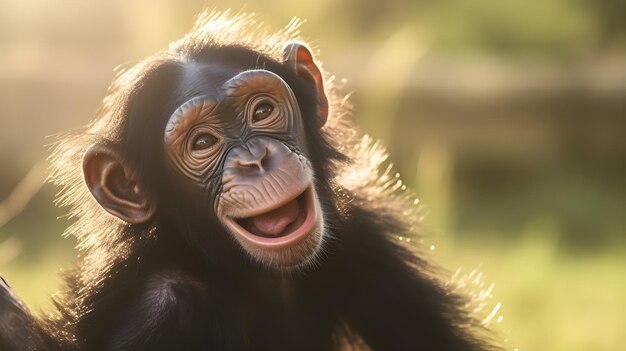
[252,199,300,236]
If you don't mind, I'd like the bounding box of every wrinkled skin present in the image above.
[163,69,325,268]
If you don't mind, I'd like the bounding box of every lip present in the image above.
[223,186,317,249]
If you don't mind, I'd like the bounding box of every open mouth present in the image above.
[224,186,317,248]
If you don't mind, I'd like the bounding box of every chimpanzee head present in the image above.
[80,40,333,271]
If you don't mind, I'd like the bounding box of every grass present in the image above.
[447,239,626,351]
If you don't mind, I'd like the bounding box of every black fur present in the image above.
[0,12,496,351]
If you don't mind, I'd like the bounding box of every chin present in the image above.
[220,184,326,271]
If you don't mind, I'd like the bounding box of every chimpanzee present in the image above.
[0,11,496,351]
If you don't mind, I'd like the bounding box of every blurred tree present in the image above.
[584,0,626,47]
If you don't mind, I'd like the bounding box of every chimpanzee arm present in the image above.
[102,272,210,351]
[0,275,43,351]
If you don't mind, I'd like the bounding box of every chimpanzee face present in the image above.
[164,68,324,269]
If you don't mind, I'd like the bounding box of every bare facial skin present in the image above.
[164,70,325,269]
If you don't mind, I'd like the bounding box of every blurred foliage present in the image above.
[1,0,625,350]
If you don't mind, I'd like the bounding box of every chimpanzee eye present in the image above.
[253,102,274,123]
[192,133,218,151]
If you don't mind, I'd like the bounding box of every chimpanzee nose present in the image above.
[237,146,268,174]
[225,137,273,176]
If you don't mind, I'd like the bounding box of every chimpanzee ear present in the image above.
[82,144,155,224]
[283,42,329,127]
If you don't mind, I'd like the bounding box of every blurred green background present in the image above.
[1,1,625,350]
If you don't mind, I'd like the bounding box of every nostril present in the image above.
[236,159,265,174]
[260,146,270,166]
[238,160,261,168]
